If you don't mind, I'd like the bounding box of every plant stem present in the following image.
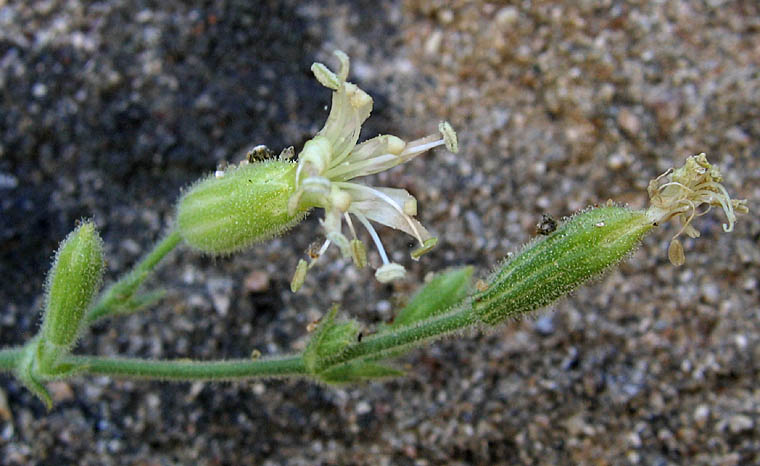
[329,305,475,367]
[85,230,182,323]
[0,347,22,372]
[1,300,474,382]
[1,305,474,382]
[66,354,307,381]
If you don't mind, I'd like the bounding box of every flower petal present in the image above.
[353,199,431,242]
[338,183,431,243]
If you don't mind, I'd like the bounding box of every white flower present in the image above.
[645,153,748,266]
[289,51,458,291]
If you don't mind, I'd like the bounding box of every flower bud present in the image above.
[177,160,308,254]
[39,221,104,368]
[473,206,653,325]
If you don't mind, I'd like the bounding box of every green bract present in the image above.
[473,206,654,325]
[176,160,308,254]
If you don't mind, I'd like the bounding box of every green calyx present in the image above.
[176,160,309,255]
[473,206,654,325]
[39,221,104,372]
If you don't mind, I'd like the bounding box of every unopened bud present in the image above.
[40,221,104,369]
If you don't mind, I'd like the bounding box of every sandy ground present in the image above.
[1,1,758,464]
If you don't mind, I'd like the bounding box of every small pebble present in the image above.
[31,83,47,98]
[244,270,270,293]
[47,382,74,403]
[694,404,710,428]
[534,314,555,335]
[206,278,233,316]
[728,415,753,434]
[356,401,372,415]
[617,108,640,135]
[0,173,18,189]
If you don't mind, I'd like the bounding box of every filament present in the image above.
[355,213,390,264]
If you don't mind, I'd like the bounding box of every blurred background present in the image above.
[1,1,758,464]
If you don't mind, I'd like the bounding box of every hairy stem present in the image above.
[66,354,307,381]
[326,305,474,368]
[1,303,474,382]
[85,230,182,323]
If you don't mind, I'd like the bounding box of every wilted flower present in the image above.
[645,153,749,266]
[288,51,458,290]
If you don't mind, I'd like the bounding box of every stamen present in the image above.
[658,181,693,194]
[356,213,390,265]
[411,237,438,260]
[401,138,445,157]
[315,239,331,262]
[291,259,309,292]
[350,238,368,268]
[338,183,425,245]
[344,212,358,239]
[375,263,406,283]
[672,199,697,239]
[326,231,351,258]
[694,181,736,231]
[655,168,673,182]
[695,205,713,217]
[290,239,332,292]
[439,121,459,153]
[325,153,399,180]
[668,239,686,266]
[344,213,368,268]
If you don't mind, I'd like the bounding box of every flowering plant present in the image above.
[0,53,748,409]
